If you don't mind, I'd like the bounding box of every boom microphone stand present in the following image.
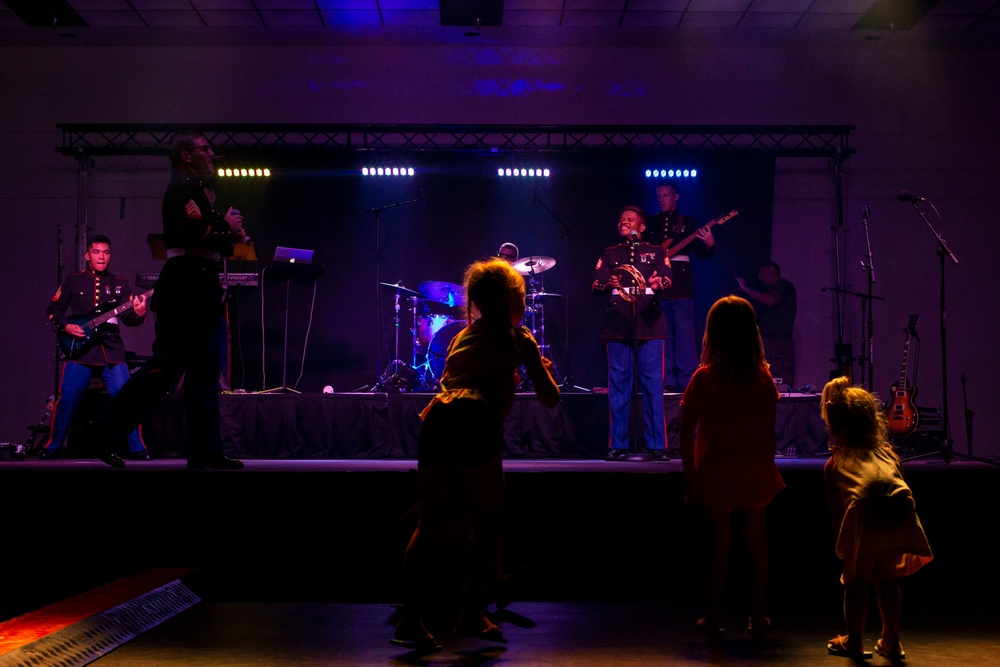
[898,193,995,466]
[532,189,590,392]
[365,196,420,392]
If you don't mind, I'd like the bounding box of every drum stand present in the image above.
[408,299,440,392]
[377,287,422,392]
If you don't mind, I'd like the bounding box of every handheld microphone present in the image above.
[897,190,925,203]
[630,230,639,246]
[230,209,251,245]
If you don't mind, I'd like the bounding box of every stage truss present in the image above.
[57,123,853,160]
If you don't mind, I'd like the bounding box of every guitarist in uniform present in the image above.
[645,180,716,392]
[40,235,150,463]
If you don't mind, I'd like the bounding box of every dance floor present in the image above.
[1,452,997,665]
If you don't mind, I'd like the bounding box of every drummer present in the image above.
[497,242,519,264]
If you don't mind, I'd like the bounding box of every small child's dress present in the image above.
[824,446,933,583]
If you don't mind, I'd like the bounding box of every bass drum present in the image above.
[427,320,467,380]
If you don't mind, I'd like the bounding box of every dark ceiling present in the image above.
[2,0,998,47]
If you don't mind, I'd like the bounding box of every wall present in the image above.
[2,31,997,457]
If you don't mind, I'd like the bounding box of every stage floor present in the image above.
[1,456,997,665]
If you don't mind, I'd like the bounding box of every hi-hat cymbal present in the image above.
[380,281,420,297]
[420,281,467,307]
[511,255,556,275]
[526,291,562,299]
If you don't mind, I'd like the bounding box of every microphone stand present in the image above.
[365,196,421,393]
[961,372,974,456]
[899,199,994,465]
[54,223,65,397]
[532,191,590,392]
[859,206,876,391]
[820,286,884,386]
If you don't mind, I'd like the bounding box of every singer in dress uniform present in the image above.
[592,205,672,460]
[91,131,246,469]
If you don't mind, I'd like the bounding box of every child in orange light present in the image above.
[822,377,932,661]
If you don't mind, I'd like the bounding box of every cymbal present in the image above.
[511,255,556,275]
[380,281,420,297]
[526,291,562,299]
[420,281,467,307]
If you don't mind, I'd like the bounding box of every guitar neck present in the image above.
[897,339,910,387]
[86,289,153,328]
[665,210,737,258]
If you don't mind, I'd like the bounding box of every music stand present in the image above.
[260,247,324,394]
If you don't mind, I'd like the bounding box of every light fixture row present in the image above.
[217,168,271,178]
[361,166,416,177]
[645,168,698,179]
[497,168,551,178]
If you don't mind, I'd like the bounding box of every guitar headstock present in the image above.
[712,209,739,226]
[904,314,919,335]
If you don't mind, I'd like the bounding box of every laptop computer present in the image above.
[273,247,314,264]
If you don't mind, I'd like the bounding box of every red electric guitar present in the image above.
[887,314,919,438]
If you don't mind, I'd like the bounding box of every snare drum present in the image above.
[427,320,467,379]
[417,314,454,350]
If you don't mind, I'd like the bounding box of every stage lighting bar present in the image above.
[361,166,415,177]
[217,167,271,178]
[496,167,550,178]
[645,168,698,179]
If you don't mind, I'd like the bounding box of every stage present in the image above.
[136,390,833,460]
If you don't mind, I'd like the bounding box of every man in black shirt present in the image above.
[737,260,797,387]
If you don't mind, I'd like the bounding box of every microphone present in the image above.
[230,209,252,245]
[897,190,926,203]
[630,230,639,246]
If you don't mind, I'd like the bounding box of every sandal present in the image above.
[694,617,725,635]
[390,618,442,652]
[874,640,906,661]
[827,635,873,660]
[457,614,508,644]
[748,616,771,635]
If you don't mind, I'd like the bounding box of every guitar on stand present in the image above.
[661,209,738,257]
[887,314,920,438]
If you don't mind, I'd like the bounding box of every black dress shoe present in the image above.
[187,455,244,470]
[127,450,153,461]
[98,450,126,468]
[38,448,63,460]
[649,449,669,461]
[605,449,627,461]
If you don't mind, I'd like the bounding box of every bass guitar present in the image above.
[662,209,738,258]
[887,314,919,438]
[57,289,153,360]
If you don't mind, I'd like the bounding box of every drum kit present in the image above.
[378,255,560,391]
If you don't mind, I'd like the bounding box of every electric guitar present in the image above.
[887,314,919,438]
[661,209,738,258]
[57,289,153,360]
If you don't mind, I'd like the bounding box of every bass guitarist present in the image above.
[645,180,716,393]
[41,234,150,464]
